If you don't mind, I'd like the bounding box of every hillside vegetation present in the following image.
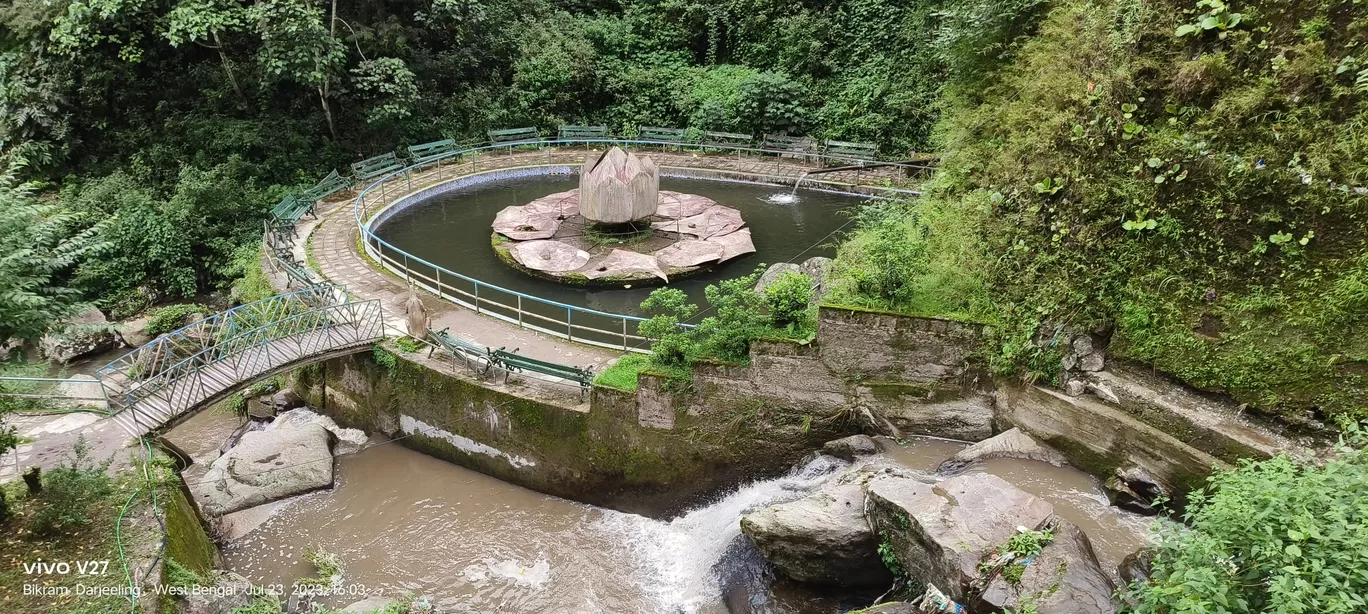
[830,0,1368,424]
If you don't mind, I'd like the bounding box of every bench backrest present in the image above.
[488,127,540,144]
[762,134,815,152]
[301,169,347,202]
[558,125,608,139]
[824,140,878,160]
[492,348,591,379]
[638,126,687,142]
[428,327,487,356]
[702,130,753,147]
[351,152,403,181]
[407,138,457,161]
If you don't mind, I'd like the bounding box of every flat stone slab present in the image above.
[707,227,756,262]
[492,206,560,240]
[509,240,591,272]
[656,239,724,268]
[652,204,744,239]
[582,249,668,282]
[656,191,715,219]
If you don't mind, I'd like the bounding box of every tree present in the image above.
[1124,423,1368,613]
[163,0,250,103]
[252,0,345,138]
[0,166,104,345]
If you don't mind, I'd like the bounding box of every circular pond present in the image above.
[373,174,868,317]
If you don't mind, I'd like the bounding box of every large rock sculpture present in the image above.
[579,147,659,224]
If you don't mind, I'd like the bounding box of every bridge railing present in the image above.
[96,285,379,415]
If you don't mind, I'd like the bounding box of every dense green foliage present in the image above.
[1124,424,1368,613]
[832,0,1368,422]
[30,437,114,535]
[145,303,209,336]
[0,0,947,342]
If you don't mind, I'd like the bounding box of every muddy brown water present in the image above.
[167,416,1151,613]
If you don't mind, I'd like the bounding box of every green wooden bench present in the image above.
[762,134,816,157]
[426,327,494,374]
[824,140,878,161]
[407,139,459,166]
[490,347,594,397]
[638,126,688,148]
[558,125,608,140]
[487,127,541,151]
[270,195,314,224]
[351,152,405,183]
[299,169,348,206]
[702,130,753,151]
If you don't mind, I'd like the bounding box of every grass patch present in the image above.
[594,355,650,392]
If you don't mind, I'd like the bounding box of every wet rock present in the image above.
[270,407,369,455]
[1072,334,1095,357]
[1105,466,1169,515]
[177,571,256,614]
[271,390,304,412]
[41,307,120,363]
[977,519,1117,614]
[753,262,802,294]
[1118,547,1154,586]
[118,315,154,348]
[865,472,1055,602]
[822,434,881,460]
[247,397,276,420]
[1064,378,1088,396]
[1079,352,1106,372]
[740,480,892,587]
[938,427,1066,473]
[195,422,334,515]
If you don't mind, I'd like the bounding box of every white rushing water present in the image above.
[597,454,849,613]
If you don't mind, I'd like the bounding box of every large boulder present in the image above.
[938,427,1067,473]
[41,307,120,363]
[740,479,892,587]
[798,256,833,302]
[118,315,154,348]
[976,519,1117,614]
[865,472,1055,602]
[270,407,369,455]
[822,434,881,460]
[195,422,334,515]
[178,571,256,614]
[753,262,803,295]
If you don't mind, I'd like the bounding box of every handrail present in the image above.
[108,300,381,409]
[341,137,922,351]
[95,284,339,377]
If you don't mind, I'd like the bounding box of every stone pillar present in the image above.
[579,147,659,224]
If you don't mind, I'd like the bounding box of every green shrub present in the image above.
[145,303,208,337]
[31,437,113,535]
[638,288,698,367]
[1123,423,1368,612]
[764,270,815,332]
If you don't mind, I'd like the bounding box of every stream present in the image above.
[165,417,1151,613]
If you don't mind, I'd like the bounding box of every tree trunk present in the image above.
[319,84,337,140]
[212,31,246,104]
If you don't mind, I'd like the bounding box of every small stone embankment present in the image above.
[740,433,1133,614]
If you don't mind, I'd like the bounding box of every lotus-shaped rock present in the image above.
[579,147,660,224]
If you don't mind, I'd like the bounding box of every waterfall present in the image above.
[595,454,848,613]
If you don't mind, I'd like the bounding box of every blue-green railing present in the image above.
[95,284,383,434]
[255,136,926,351]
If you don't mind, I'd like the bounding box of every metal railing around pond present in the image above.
[349,138,925,352]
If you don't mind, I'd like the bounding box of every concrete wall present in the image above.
[294,305,1271,512]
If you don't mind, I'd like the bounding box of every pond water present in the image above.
[170,413,1151,613]
[373,175,866,317]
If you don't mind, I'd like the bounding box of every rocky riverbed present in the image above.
[167,403,1151,613]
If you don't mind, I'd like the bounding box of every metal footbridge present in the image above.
[93,284,383,436]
